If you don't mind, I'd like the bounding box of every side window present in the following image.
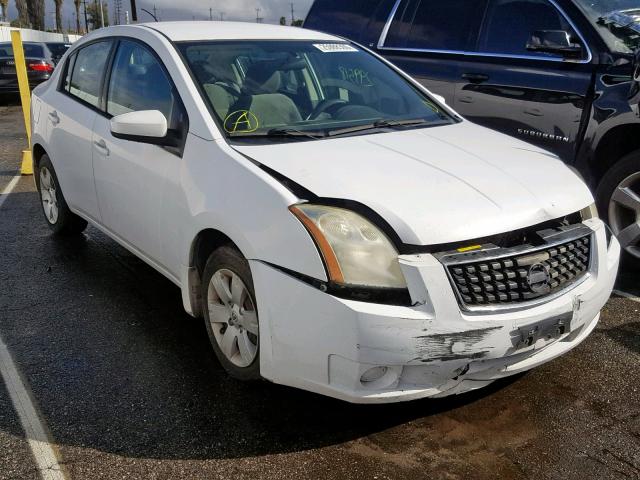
[67,41,112,108]
[106,40,187,150]
[478,0,578,56]
[385,0,488,51]
[62,52,76,92]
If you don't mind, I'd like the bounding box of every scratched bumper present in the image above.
[250,219,619,404]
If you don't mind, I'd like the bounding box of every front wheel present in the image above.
[596,151,640,263]
[201,245,261,381]
[35,154,88,235]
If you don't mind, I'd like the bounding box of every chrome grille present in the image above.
[439,227,592,309]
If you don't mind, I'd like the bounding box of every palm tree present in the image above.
[54,0,63,32]
[0,0,8,22]
[73,0,81,32]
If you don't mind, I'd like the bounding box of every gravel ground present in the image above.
[0,104,638,480]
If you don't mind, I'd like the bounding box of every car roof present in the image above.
[131,21,341,42]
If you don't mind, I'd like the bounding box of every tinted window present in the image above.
[106,40,176,122]
[385,0,488,51]
[478,0,577,56]
[46,43,71,58]
[304,0,390,40]
[68,41,112,108]
[0,43,44,57]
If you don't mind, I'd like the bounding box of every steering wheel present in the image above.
[306,98,348,120]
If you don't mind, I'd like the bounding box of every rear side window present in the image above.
[304,0,389,41]
[66,41,112,108]
[478,0,577,56]
[385,0,488,51]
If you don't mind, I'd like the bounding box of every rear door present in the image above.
[45,40,114,221]
[453,0,593,160]
[376,0,488,103]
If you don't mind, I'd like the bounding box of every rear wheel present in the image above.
[35,155,87,235]
[201,245,261,380]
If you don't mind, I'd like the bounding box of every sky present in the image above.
[5,0,315,30]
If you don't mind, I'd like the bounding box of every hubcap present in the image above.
[608,171,640,259]
[207,269,259,368]
[39,167,59,225]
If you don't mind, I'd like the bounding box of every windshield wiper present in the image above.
[326,118,431,137]
[231,127,326,140]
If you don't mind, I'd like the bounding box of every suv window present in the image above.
[106,40,176,120]
[385,0,488,51]
[67,41,112,108]
[478,0,578,57]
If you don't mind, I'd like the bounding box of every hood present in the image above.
[234,122,594,246]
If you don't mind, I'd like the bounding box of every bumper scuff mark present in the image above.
[414,326,503,363]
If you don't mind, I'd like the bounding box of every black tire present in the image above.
[201,245,261,381]
[596,150,640,265]
[35,154,88,235]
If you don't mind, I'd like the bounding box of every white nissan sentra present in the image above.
[30,22,620,403]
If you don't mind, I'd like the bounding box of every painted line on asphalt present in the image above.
[0,174,67,479]
[613,289,640,303]
[0,174,22,210]
[0,335,67,480]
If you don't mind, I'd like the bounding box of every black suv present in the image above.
[305,0,640,261]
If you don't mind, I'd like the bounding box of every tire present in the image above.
[596,150,640,264]
[201,245,261,381]
[35,154,88,235]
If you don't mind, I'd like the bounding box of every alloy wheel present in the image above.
[608,171,640,259]
[207,268,259,368]
[39,166,59,224]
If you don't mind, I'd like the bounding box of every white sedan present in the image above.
[30,22,620,403]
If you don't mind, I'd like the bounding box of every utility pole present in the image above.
[153,4,158,21]
[255,7,262,23]
[290,2,294,24]
[82,0,89,32]
[125,10,130,24]
[219,11,225,21]
[209,7,212,20]
[130,0,137,22]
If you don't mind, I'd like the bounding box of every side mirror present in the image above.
[110,110,171,145]
[526,30,583,58]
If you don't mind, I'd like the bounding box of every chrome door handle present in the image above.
[48,110,60,125]
[93,139,110,156]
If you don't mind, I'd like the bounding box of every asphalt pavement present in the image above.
[1,102,639,480]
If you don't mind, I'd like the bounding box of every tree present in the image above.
[54,0,63,31]
[279,16,286,25]
[291,19,303,27]
[0,0,8,22]
[15,0,29,26]
[86,1,109,29]
[26,0,45,30]
[73,0,81,32]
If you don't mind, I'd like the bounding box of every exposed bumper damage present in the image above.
[251,219,619,403]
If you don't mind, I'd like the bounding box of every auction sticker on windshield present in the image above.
[313,43,358,53]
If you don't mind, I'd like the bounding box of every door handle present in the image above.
[48,110,60,125]
[93,139,110,156]
[461,73,490,83]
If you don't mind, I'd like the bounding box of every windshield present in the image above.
[178,40,454,140]
[575,0,640,53]
[0,43,44,58]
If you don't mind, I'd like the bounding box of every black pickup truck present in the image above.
[305,0,640,261]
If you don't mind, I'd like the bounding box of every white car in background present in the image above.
[30,22,619,403]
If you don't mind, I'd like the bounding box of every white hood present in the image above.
[234,121,594,246]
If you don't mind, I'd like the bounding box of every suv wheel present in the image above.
[596,151,640,261]
[35,154,88,235]
[201,245,261,380]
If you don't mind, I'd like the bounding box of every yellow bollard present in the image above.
[10,30,33,176]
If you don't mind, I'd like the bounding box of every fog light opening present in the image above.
[360,366,388,384]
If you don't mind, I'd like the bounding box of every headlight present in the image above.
[289,204,407,288]
[580,203,598,220]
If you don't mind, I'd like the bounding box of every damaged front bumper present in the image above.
[250,219,619,403]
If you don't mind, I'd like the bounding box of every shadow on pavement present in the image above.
[0,190,525,461]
